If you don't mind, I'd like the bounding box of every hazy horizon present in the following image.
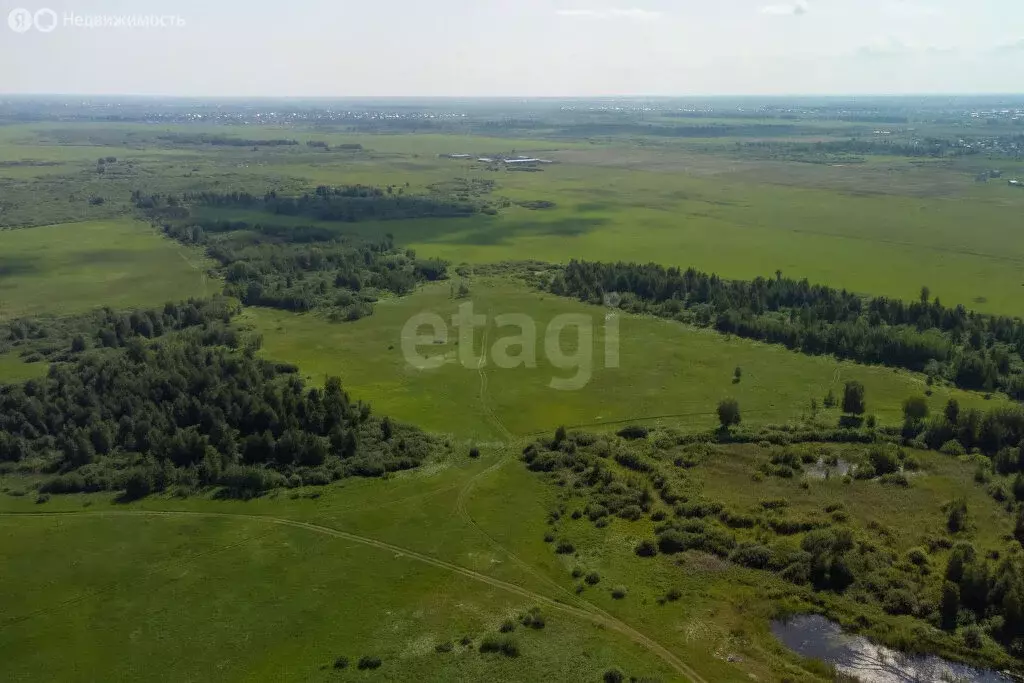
[2,0,1023,97]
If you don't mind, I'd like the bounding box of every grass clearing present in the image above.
[242,276,1000,441]
[0,509,676,683]
[0,219,212,318]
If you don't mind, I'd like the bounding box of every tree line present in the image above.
[549,260,1024,396]
[178,186,481,222]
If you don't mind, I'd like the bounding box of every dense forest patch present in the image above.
[0,318,441,499]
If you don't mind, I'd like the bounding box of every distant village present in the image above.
[439,153,555,166]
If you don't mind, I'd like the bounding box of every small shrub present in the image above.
[963,625,984,649]
[543,532,555,543]
[603,670,625,683]
[907,547,929,566]
[585,571,601,585]
[635,539,658,557]
[729,543,772,569]
[616,425,649,440]
[35,493,51,505]
[333,656,349,670]
[611,585,628,600]
[940,440,966,456]
[479,635,519,657]
[357,655,381,670]
[469,446,481,459]
[460,635,473,647]
[665,587,682,602]
[879,472,910,488]
[571,566,584,578]
[499,619,516,633]
[555,540,575,554]
[520,609,546,629]
[946,498,968,533]
[434,641,454,653]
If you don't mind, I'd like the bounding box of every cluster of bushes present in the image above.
[549,260,1024,395]
[332,655,382,671]
[0,333,438,498]
[522,424,1024,660]
[159,217,446,316]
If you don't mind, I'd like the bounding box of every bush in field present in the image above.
[907,547,929,567]
[611,585,628,599]
[730,543,772,569]
[357,656,381,670]
[434,641,454,653]
[479,635,519,657]
[946,498,968,533]
[635,539,658,557]
[603,670,625,683]
[717,398,741,429]
[867,445,900,475]
[940,440,966,456]
[842,381,866,415]
[585,571,601,585]
[333,656,349,670]
[499,619,516,633]
[520,608,546,629]
[555,540,575,554]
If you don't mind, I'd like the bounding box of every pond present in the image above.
[771,614,1015,682]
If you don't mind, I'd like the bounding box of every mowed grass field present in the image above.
[242,277,1000,441]
[0,218,212,318]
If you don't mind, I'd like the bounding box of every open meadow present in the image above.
[0,218,211,318]
[242,277,1003,441]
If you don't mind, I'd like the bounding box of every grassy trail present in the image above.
[0,509,707,683]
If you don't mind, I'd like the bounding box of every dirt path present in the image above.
[476,326,513,443]
[0,509,706,683]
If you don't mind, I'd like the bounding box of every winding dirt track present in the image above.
[0,509,706,683]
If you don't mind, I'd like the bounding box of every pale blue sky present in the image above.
[2,0,1022,95]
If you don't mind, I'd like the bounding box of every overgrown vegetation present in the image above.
[523,422,1024,669]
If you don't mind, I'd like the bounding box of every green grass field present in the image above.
[0,219,212,318]
[242,277,1000,441]
[2,119,1023,682]
[3,434,1014,682]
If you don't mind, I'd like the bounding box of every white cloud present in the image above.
[994,38,1024,54]
[760,1,808,16]
[883,2,944,19]
[856,37,958,58]
[555,7,662,20]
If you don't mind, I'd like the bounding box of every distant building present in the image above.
[1010,179,1022,187]
[477,157,493,163]
[440,153,471,159]
[991,170,1003,178]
